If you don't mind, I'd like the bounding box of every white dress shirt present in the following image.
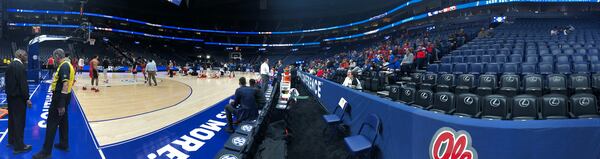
[260,62,269,75]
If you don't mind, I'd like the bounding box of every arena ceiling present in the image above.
[8,0,410,31]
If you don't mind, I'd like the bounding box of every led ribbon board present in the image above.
[8,23,320,46]
[324,0,600,41]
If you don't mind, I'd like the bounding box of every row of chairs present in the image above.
[442,54,600,64]
[215,85,276,159]
[450,47,600,56]
[322,101,382,159]
[460,43,599,51]
[389,88,599,120]
[404,73,599,97]
[428,62,599,75]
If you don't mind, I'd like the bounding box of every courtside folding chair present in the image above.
[344,114,381,159]
[322,99,350,136]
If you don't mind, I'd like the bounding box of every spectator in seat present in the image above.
[342,71,362,90]
[249,79,266,109]
[415,46,427,70]
[401,49,414,76]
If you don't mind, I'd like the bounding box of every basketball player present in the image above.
[131,57,138,82]
[102,56,110,83]
[89,56,99,92]
[78,57,85,75]
[141,58,147,83]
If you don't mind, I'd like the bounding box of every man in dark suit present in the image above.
[249,79,266,109]
[5,49,33,154]
[225,77,259,133]
[33,49,75,159]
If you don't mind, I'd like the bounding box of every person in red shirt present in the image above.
[47,57,55,75]
[340,59,349,69]
[415,46,427,70]
[316,68,325,78]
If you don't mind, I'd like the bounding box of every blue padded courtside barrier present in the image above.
[298,71,600,159]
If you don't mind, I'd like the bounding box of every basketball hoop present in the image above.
[89,38,96,45]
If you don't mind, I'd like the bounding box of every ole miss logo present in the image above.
[429,127,478,159]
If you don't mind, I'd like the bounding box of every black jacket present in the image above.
[5,60,29,100]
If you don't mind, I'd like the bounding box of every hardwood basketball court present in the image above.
[73,71,258,146]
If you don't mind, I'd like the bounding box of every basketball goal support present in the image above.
[27,35,71,83]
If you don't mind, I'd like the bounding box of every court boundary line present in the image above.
[72,91,106,159]
[0,129,7,144]
[98,96,232,149]
[88,79,194,123]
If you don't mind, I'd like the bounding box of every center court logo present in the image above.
[430,127,478,159]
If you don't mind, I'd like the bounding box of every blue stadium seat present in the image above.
[539,63,554,75]
[541,55,554,63]
[452,56,464,63]
[475,49,486,55]
[588,55,599,63]
[577,48,587,54]
[427,64,439,73]
[481,55,493,63]
[556,55,570,64]
[487,49,498,55]
[556,63,572,74]
[467,55,479,63]
[571,55,586,63]
[527,49,538,55]
[589,48,599,55]
[521,63,537,74]
[563,49,575,55]
[441,57,451,63]
[550,49,561,55]
[453,63,469,74]
[513,49,524,55]
[525,55,538,63]
[503,63,520,74]
[495,55,508,63]
[500,48,511,54]
[573,63,590,74]
[485,63,501,74]
[439,63,453,74]
[510,54,523,63]
[592,63,600,73]
[469,63,484,75]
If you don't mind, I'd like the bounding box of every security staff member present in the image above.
[260,58,270,92]
[5,49,32,154]
[224,77,259,133]
[33,49,75,159]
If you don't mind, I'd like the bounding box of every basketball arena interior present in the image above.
[0,0,600,159]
